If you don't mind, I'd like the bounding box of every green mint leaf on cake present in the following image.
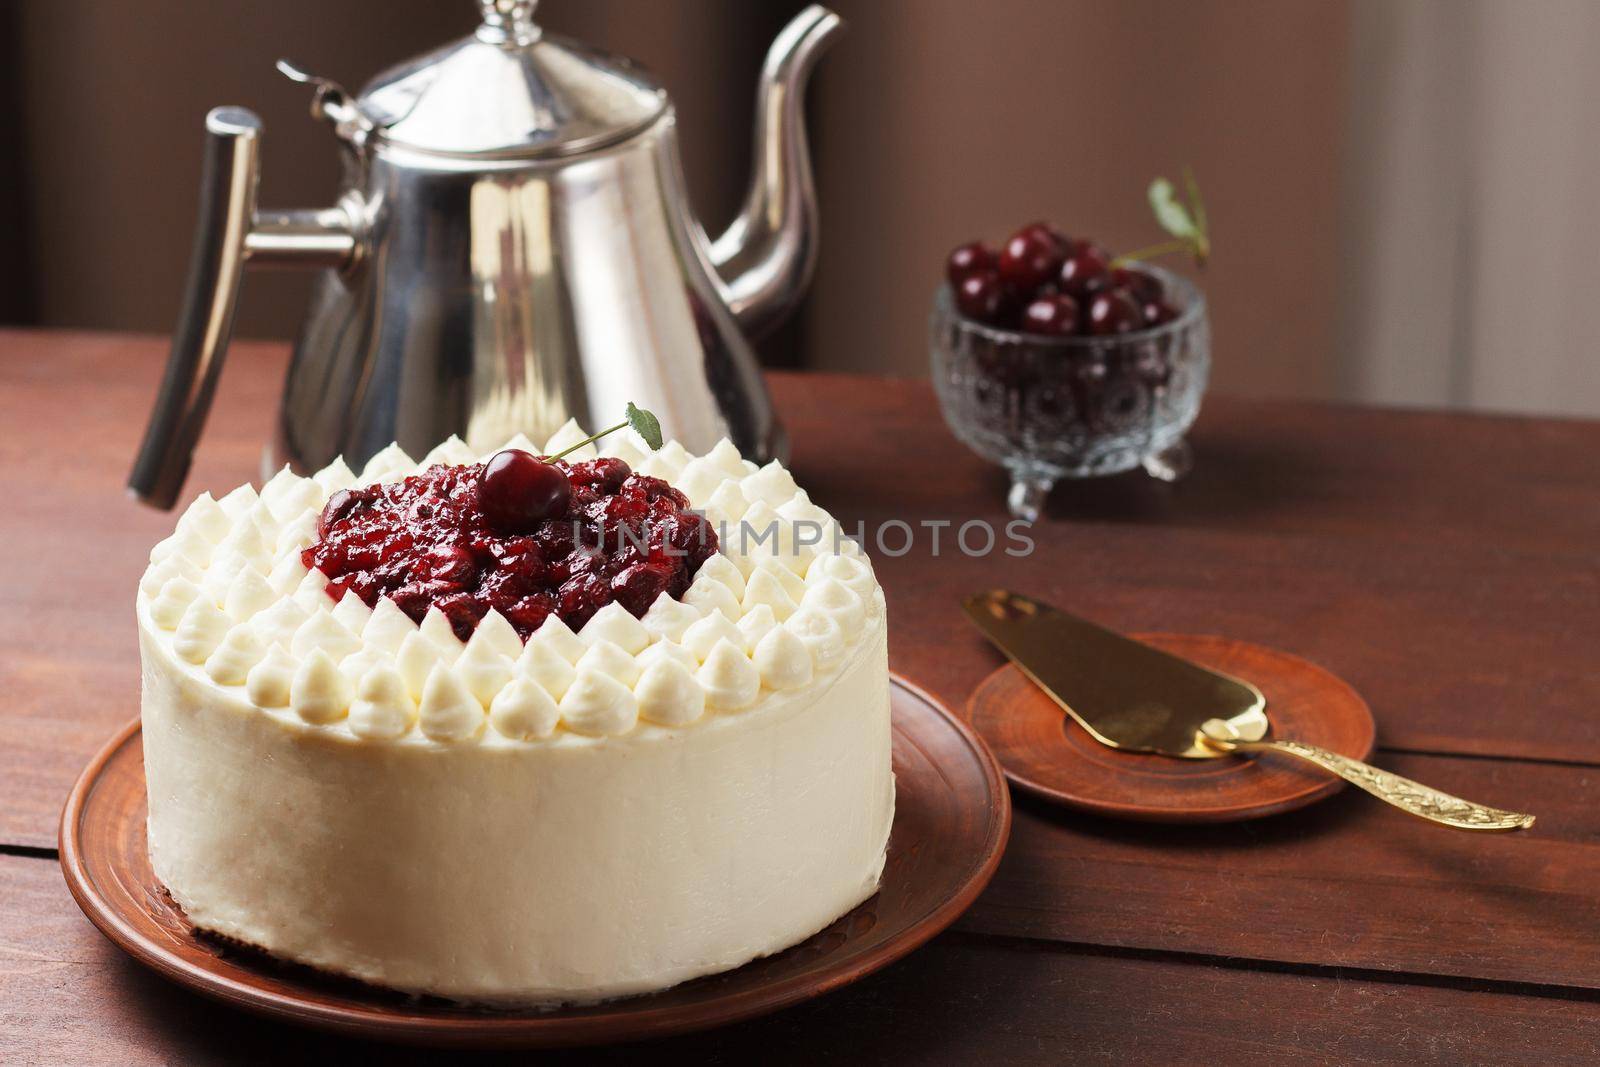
[625,402,664,451]
[547,403,665,462]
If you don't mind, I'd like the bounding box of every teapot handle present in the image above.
[128,107,359,509]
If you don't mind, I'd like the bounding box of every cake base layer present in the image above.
[140,622,894,1004]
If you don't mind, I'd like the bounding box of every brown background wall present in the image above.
[6,0,1348,401]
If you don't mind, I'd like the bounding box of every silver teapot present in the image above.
[130,0,842,508]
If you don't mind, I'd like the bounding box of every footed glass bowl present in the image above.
[930,264,1209,520]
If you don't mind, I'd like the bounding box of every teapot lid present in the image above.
[355,0,667,159]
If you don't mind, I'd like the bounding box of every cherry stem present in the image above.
[546,419,631,463]
[1110,239,1194,269]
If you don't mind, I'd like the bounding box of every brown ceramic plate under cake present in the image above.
[969,634,1376,823]
[60,675,1009,1049]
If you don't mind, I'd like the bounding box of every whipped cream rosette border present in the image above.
[137,423,885,746]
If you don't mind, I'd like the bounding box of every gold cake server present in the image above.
[963,590,1534,832]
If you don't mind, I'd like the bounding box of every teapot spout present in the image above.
[708,5,843,338]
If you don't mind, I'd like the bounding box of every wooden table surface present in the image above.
[3,330,1599,1064]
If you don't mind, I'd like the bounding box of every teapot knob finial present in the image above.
[477,0,540,45]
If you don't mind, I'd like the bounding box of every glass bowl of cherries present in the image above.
[931,182,1211,520]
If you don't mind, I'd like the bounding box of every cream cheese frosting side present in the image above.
[137,426,894,1004]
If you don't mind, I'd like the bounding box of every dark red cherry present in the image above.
[317,489,362,537]
[435,590,489,641]
[422,543,478,584]
[955,269,1007,323]
[478,449,571,532]
[1132,343,1172,385]
[1058,246,1111,299]
[946,241,997,287]
[1112,266,1163,303]
[1020,294,1082,337]
[1020,220,1070,248]
[1142,299,1179,327]
[611,561,673,616]
[998,225,1067,293]
[1087,289,1144,336]
[566,456,630,495]
[505,594,554,633]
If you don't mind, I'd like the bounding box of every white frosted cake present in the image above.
[136,422,893,1004]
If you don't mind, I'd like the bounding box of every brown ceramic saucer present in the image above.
[59,675,1010,1049]
[969,634,1376,823]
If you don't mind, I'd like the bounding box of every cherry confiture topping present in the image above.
[303,405,708,640]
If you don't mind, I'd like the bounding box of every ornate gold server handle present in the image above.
[1200,723,1535,832]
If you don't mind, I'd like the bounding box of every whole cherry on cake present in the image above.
[478,449,573,531]
[944,172,1210,338]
